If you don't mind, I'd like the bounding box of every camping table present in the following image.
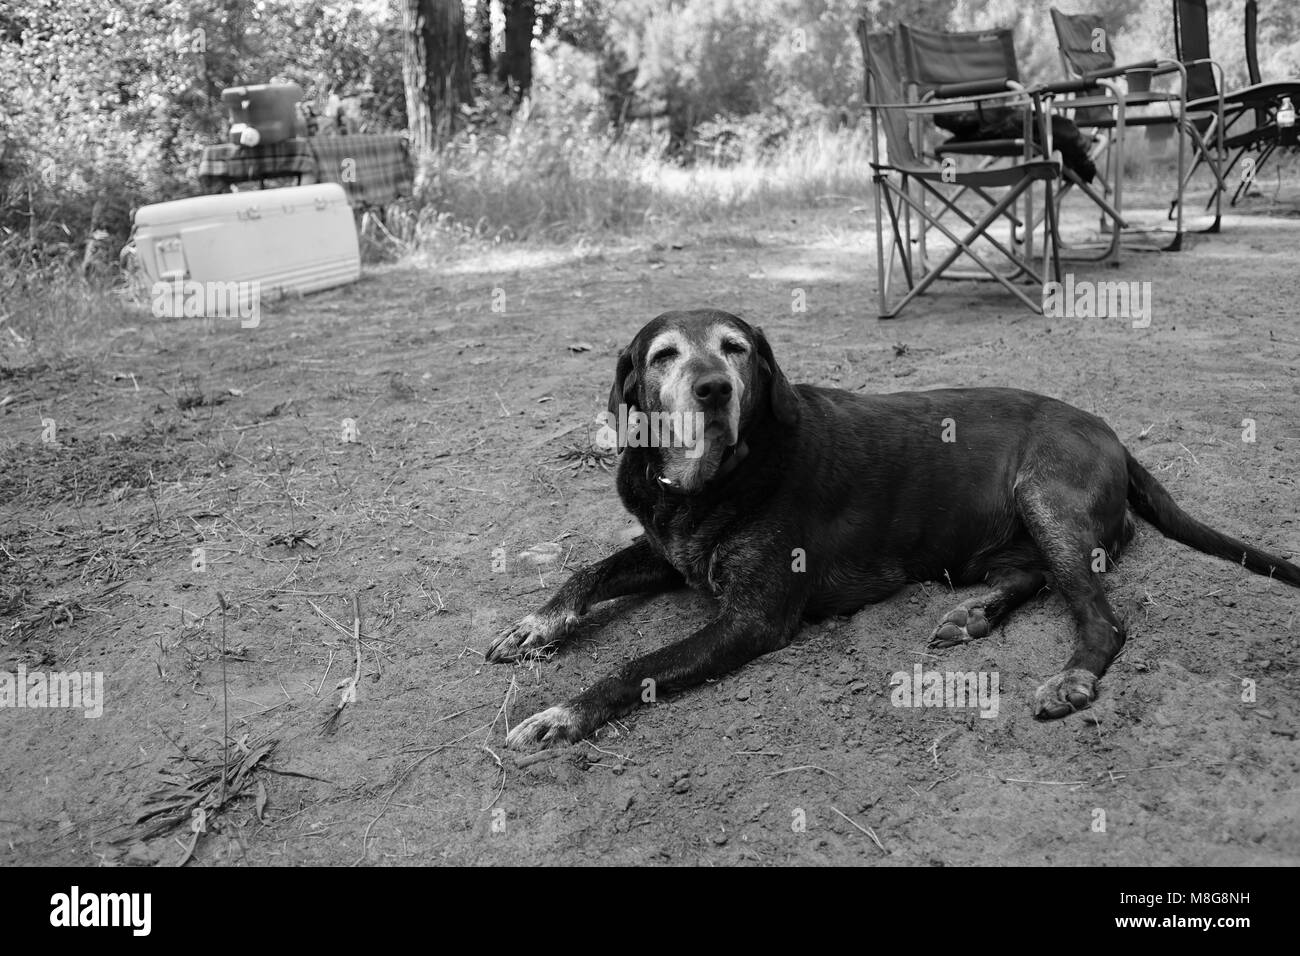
[197,138,315,190]
[198,134,414,205]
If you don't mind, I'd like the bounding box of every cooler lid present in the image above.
[135,183,348,228]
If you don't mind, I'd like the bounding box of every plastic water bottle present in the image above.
[1279,97,1296,128]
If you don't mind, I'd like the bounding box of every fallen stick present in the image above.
[515,749,567,769]
[830,807,886,853]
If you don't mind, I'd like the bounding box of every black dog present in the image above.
[489,309,1299,749]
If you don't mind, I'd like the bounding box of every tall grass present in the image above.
[0,254,143,366]
[1,118,875,364]
[417,116,874,243]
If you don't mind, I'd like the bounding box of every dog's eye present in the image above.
[650,347,679,364]
[722,340,748,356]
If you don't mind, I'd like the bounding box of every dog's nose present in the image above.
[693,374,733,408]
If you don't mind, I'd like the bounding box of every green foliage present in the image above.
[947,0,1285,91]
[419,109,872,242]
[1255,1,1300,79]
[0,0,405,262]
[1,0,1295,269]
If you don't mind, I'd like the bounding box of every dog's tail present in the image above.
[1125,449,1300,587]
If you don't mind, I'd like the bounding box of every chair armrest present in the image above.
[905,89,1035,113]
[1086,59,1159,81]
[1037,77,1098,96]
[930,78,1017,99]
[934,138,1027,155]
[1045,60,1166,96]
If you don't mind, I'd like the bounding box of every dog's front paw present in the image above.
[929,604,991,648]
[1032,667,1098,720]
[506,704,587,751]
[486,609,577,663]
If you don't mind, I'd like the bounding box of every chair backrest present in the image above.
[856,20,920,168]
[1049,7,1118,124]
[897,23,1019,95]
[1245,0,1260,85]
[1050,7,1115,76]
[1173,0,1219,101]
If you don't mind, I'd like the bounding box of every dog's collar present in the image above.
[651,441,749,495]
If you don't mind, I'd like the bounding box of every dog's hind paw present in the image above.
[506,704,585,750]
[929,604,991,648]
[486,610,577,663]
[1032,668,1098,719]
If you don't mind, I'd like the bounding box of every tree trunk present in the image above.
[497,0,534,100]
[474,0,493,77]
[401,0,473,153]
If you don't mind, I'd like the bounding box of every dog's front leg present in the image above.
[505,604,799,750]
[486,537,683,663]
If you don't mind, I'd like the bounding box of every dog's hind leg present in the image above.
[1015,476,1130,719]
[486,538,683,663]
[929,561,1047,648]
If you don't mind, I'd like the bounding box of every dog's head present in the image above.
[606,309,798,492]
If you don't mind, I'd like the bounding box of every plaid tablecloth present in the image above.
[308,134,413,205]
[198,134,413,205]
[197,138,315,187]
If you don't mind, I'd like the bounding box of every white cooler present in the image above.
[133,183,361,316]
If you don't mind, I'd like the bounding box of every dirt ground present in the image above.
[2,185,1299,867]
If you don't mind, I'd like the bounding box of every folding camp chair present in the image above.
[1247,1,1300,151]
[1175,0,1300,210]
[892,25,1054,280]
[1235,0,1300,199]
[897,21,1127,265]
[856,22,1061,319]
[1050,6,1221,252]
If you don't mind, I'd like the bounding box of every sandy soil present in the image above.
[1,187,1298,866]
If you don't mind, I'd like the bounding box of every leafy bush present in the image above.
[0,0,406,266]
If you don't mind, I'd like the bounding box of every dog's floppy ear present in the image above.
[752,327,799,426]
[607,345,639,418]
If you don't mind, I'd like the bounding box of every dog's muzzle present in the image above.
[692,373,733,411]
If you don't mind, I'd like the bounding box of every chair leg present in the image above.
[1037,168,1124,264]
[873,171,889,320]
[1171,107,1187,247]
[916,179,1038,283]
[890,180,1047,315]
[1229,142,1277,207]
[1169,125,1224,235]
[1043,176,1061,283]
